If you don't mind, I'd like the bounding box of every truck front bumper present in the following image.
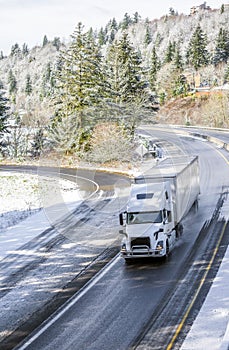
[121,247,165,258]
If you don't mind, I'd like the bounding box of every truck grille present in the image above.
[131,237,151,248]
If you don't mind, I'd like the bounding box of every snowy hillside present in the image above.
[0,4,228,128]
[127,8,229,61]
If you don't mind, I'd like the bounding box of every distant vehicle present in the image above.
[147,141,162,159]
[119,156,200,260]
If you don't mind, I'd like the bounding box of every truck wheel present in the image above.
[125,258,133,265]
[161,241,170,262]
[166,241,170,257]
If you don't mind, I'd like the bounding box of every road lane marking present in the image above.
[166,221,227,350]
[17,254,120,350]
[207,143,229,165]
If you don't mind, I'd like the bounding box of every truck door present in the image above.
[163,209,176,247]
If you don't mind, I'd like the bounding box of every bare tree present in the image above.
[88,123,133,163]
[200,92,229,127]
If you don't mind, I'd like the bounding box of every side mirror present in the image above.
[119,213,123,226]
[119,212,127,226]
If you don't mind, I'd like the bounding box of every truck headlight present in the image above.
[156,241,164,250]
[121,243,127,251]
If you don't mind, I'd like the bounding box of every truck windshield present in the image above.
[127,211,162,224]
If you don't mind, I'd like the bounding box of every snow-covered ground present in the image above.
[0,171,228,349]
[0,171,80,231]
[0,171,85,262]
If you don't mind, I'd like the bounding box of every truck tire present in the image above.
[175,223,183,238]
[194,199,199,212]
[165,240,170,257]
[125,258,133,265]
[161,241,170,262]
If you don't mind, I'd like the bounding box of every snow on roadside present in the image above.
[0,172,79,232]
[181,194,229,350]
[181,244,229,350]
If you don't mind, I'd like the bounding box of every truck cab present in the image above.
[119,182,177,259]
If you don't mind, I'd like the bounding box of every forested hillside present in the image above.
[0,4,229,163]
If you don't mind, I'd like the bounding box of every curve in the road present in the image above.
[14,127,229,350]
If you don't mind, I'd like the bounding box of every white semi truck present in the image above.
[119,156,200,260]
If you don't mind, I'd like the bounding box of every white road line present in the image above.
[17,254,120,350]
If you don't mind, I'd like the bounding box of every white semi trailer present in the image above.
[119,156,200,260]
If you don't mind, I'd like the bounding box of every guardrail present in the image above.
[187,131,228,150]
[190,133,229,152]
[141,124,229,153]
[164,125,229,153]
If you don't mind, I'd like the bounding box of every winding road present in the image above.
[1,126,229,350]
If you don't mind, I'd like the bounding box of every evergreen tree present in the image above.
[53,22,105,129]
[45,62,52,81]
[55,56,64,72]
[22,43,29,56]
[174,46,183,70]
[186,24,209,70]
[25,74,32,95]
[42,35,48,47]
[164,41,175,63]
[169,7,175,16]
[110,18,118,31]
[31,128,45,157]
[110,33,146,102]
[105,44,120,103]
[133,12,141,23]
[212,28,229,65]
[149,46,161,91]
[87,27,94,41]
[155,33,162,46]
[106,18,118,43]
[0,51,4,60]
[121,13,132,30]
[220,4,225,14]
[109,29,116,44]
[104,34,150,129]
[172,74,187,96]
[44,62,56,96]
[144,26,152,46]
[53,37,61,51]
[98,27,106,46]
[8,69,17,95]
[10,43,21,57]
[0,82,10,155]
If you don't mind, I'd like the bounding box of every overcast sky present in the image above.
[0,0,227,55]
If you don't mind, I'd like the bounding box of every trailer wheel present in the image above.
[194,199,199,212]
[175,223,183,239]
[179,223,183,236]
